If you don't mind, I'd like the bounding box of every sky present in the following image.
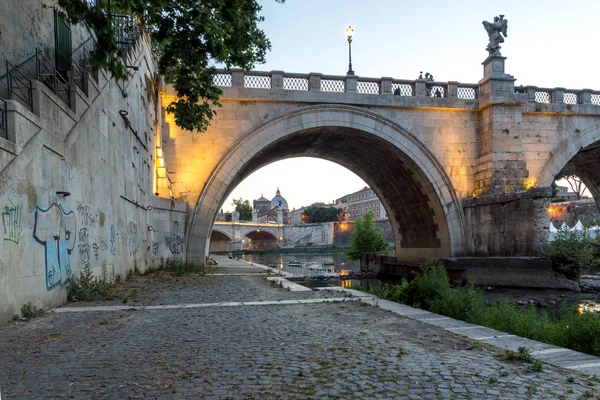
[223,0,600,212]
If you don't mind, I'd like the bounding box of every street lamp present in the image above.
[345,25,354,76]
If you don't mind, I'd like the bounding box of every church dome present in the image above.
[271,187,288,209]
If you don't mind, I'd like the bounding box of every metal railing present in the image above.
[515,86,600,106]
[72,36,99,85]
[5,58,34,111]
[321,78,344,92]
[283,75,308,91]
[426,83,445,98]
[457,85,477,99]
[111,14,144,59]
[0,99,7,140]
[392,81,413,96]
[36,50,71,107]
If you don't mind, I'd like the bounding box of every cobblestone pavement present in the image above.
[1,261,599,399]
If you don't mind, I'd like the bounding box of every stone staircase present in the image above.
[0,15,148,174]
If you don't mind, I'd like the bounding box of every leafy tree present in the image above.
[57,0,284,131]
[347,211,388,260]
[555,172,588,200]
[224,212,232,222]
[232,198,253,221]
[301,205,342,223]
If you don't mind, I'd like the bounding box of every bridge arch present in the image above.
[211,225,233,240]
[240,227,280,239]
[538,125,600,202]
[187,105,466,263]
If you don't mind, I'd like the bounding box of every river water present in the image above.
[241,252,598,313]
[241,252,361,286]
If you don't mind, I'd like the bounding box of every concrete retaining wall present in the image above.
[0,20,184,324]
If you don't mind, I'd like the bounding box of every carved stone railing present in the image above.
[213,70,480,100]
[516,85,600,106]
[215,70,600,108]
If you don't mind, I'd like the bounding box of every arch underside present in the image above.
[242,229,278,240]
[186,105,465,264]
[558,142,600,205]
[229,127,445,251]
[209,230,232,253]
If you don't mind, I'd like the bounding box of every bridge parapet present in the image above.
[213,69,480,100]
[214,69,600,108]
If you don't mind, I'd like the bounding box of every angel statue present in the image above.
[482,15,508,56]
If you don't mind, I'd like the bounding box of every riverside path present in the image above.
[0,256,598,399]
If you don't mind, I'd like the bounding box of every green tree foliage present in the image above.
[57,0,283,131]
[301,205,342,223]
[540,228,599,280]
[224,212,232,222]
[347,211,388,260]
[232,198,253,221]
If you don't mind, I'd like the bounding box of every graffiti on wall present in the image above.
[152,241,159,257]
[109,224,116,256]
[164,234,183,254]
[77,205,99,228]
[2,205,22,243]
[33,204,76,290]
[127,222,138,256]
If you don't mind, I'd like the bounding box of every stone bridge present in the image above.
[160,55,600,264]
[211,221,284,252]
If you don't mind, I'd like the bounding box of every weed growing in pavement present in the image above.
[358,263,600,357]
[495,347,532,363]
[17,302,46,319]
[530,359,544,372]
[67,265,114,302]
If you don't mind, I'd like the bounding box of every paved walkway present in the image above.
[1,257,599,399]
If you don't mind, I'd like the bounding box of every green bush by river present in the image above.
[359,264,600,357]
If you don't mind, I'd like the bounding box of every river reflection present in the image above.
[242,252,360,277]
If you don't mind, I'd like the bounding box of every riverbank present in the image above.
[235,246,349,255]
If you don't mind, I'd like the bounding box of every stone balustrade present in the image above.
[213,69,480,100]
[214,70,600,106]
[514,85,600,105]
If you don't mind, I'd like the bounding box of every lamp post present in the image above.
[345,25,354,76]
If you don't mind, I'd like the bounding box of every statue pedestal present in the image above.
[478,55,516,102]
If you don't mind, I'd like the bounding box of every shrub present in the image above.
[540,228,599,280]
[67,265,113,302]
[405,263,451,309]
[347,211,388,260]
[358,263,600,357]
[19,302,45,319]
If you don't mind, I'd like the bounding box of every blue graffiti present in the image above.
[109,224,116,256]
[33,204,76,291]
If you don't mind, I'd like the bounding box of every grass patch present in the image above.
[358,263,600,357]
[134,258,213,280]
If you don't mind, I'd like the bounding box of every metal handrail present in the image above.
[0,99,7,140]
[36,50,71,107]
[5,59,34,111]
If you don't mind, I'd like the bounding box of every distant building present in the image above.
[253,195,271,215]
[553,185,580,202]
[215,209,227,221]
[252,188,290,223]
[338,186,387,221]
[289,207,305,225]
